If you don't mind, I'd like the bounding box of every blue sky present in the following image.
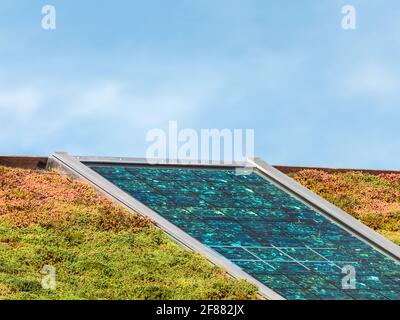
[1,0,400,169]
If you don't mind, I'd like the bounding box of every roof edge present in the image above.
[47,152,285,300]
[249,157,400,262]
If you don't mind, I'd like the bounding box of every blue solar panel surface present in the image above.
[89,164,400,300]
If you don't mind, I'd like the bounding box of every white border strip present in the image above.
[48,152,285,300]
[75,155,248,167]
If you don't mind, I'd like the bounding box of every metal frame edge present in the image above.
[249,157,400,261]
[47,152,285,300]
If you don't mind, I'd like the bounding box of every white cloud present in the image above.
[78,83,123,114]
[52,67,226,130]
[0,70,225,154]
[343,64,399,96]
[0,87,42,115]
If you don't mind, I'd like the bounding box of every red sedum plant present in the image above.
[289,169,400,245]
[0,166,257,300]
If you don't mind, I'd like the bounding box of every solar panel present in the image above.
[86,164,400,300]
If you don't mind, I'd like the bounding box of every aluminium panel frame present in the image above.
[48,152,284,300]
[248,158,400,262]
[48,152,400,300]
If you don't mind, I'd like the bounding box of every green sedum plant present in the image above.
[290,169,400,245]
[0,166,257,300]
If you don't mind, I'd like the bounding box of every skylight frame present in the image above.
[48,152,400,300]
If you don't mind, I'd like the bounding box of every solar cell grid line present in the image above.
[48,153,400,300]
[239,246,276,270]
[250,158,400,260]
[83,164,400,300]
[269,244,311,270]
[305,246,356,266]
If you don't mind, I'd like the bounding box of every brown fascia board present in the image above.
[0,155,399,175]
[0,156,48,170]
[274,165,400,175]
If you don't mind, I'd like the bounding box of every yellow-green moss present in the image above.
[0,166,257,300]
[290,170,400,245]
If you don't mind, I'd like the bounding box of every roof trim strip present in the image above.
[47,152,400,300]
[249,157,400,261]
[47,152,284,300]
[75,155,251,168]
